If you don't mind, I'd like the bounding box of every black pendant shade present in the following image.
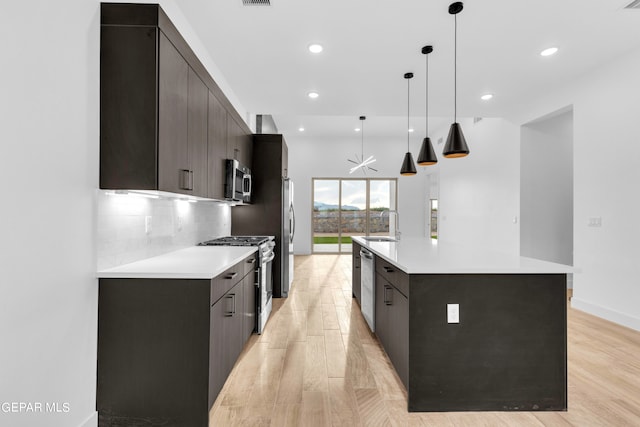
[418,137,438,165]
[401,152,417,175]
[444,2,470,159]
[443,123,469,158]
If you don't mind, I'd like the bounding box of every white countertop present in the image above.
[96,246,258,279]
[352,236,573,274]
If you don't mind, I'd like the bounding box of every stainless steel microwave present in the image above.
[225,159,252,204]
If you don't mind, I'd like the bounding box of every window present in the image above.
[312,178,397,253]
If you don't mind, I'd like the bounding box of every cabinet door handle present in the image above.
[179,169,193,191]
[247,258,256,264]
[224,294,236,317]
[225,272,238,280]
[384,285,393,306]
[383,266,394,273]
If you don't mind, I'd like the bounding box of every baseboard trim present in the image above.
[571,297,640,332]
[78,411,97,427]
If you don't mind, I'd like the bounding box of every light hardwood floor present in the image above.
[210,255,640,426]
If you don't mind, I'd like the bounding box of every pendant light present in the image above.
[417,45,438,166]
[443,2,470,158]
[400,72,417,176]
[348,116,378,174]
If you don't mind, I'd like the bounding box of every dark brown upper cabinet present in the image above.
[187,68,209,197]
[100,3,251,199]
[207,92,227,200]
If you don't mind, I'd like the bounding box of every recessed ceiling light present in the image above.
[481,93,493,101]
[540,47,558,57]
[354,128,361,132]
[408,128,414,133]
[307,91,319,99]
[308,44,323,54]
[298,127,305,132]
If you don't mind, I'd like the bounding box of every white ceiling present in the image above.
[174,0,640,139]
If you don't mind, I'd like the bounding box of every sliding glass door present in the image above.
[312,178,397,254]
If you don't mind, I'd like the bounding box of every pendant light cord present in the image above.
[407,77,410,151]
[361,119,364,158]
[454,13,457,123]
[425,53,429,136]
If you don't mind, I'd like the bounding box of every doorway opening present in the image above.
[430,199,439,239]
[520,107,574,284]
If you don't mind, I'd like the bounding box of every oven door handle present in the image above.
[262,251,275,264]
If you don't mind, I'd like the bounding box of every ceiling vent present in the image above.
[243,0,271,5]
[625,0,640,8]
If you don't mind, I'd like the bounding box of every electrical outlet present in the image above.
[447,304,459,324]
[145,216,152,234]
[588,217,602,227]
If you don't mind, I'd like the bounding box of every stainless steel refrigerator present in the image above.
[232,134,292,297]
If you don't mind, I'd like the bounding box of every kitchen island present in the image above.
[352,236,572,412]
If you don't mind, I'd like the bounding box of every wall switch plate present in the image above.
[177,216,183,231]
[145,216,152,234]
[447,303,460,324]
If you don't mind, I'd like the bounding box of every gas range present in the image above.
[199,235,274,247]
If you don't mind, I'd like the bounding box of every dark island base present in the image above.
[408,274,567,412]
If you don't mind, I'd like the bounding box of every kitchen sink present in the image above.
[362,236,397,242]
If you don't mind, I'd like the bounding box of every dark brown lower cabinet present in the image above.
[97,256,256,426]
[209,282,244,409]
[375,272,409,388]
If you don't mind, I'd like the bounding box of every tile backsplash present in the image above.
[96,191,231,270]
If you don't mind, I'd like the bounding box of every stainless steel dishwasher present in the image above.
[360,247,375,332]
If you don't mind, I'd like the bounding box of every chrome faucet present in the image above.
[382,210,401,240]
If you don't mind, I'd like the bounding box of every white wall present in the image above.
[0,2,99,426]
[431,118,521,254]
[287,135,428,255]
[571,48,640,330]
[511,46,640,331]
[0,2,241,426]
[520,110,574,266]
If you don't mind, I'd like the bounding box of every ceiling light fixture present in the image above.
[417,45,438,166]
[481,93,493,101]
[443,2,470,159]
[540,47,558,57]
[298,127,305,132]
[308,44,323,54]
[307,91,319,99]
[400,73,417,176]
[348,116,377,174]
